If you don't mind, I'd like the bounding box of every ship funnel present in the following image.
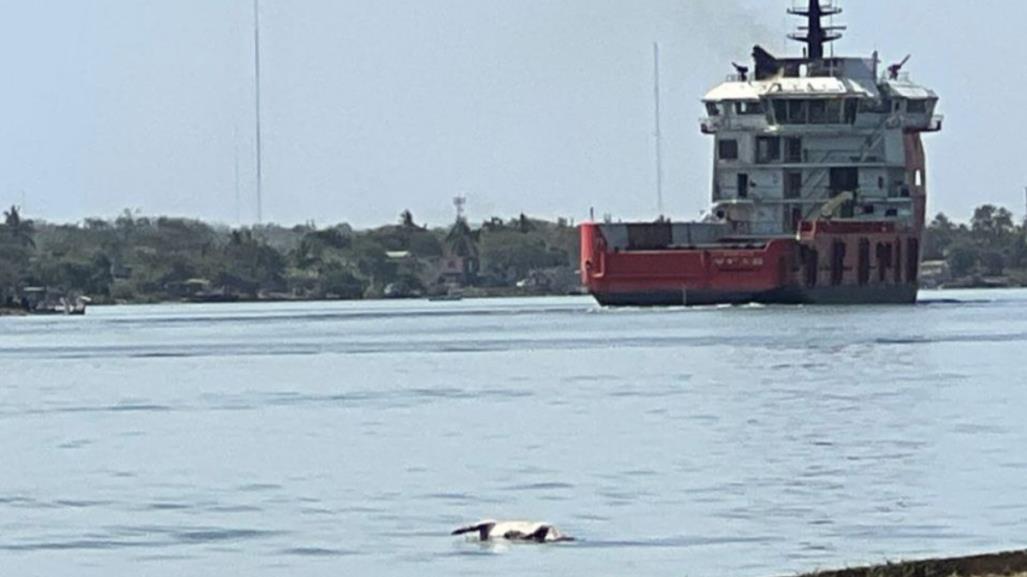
[752,46,781,81]
[787,0,845,61]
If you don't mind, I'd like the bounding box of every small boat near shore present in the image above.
[12,288,90,316]
[428,287,465,302]
[428,294,464,302]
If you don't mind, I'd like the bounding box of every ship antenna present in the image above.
[653,42,665,218]
[788,0,845,61]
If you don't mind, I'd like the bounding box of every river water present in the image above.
[1,291,1026,576]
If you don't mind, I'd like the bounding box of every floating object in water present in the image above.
[451,520,575,543]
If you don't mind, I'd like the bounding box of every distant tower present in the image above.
[653,42,665,218]
[253,0,264,224]
[234,125,241,226]
[788,0,845,60]
[453,196,467,222]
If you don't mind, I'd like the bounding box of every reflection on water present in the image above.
[1,290,1026,577]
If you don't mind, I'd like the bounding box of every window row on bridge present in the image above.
[706,97,934,126]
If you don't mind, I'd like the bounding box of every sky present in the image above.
[0,0,1024,229]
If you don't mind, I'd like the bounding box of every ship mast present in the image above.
[788,0,844,60]
[253,0,264,224]
[653,43,665,218]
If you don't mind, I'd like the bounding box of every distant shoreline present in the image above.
[66,284,1027,307]
[7,285,1027,315]
[99,289,588,307]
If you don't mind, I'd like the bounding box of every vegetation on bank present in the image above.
[0,207,579,306]
[2,202,1025,307]
[923,205,1027,287]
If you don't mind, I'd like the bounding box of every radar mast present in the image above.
[788,0,845,60]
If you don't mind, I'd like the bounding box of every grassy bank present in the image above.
[795,549,1027,577]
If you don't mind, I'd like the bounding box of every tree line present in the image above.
[0,207,579,306]
[923,205,1027,281]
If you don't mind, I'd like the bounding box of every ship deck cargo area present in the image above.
[581,220,920,306]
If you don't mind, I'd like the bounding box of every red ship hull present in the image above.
[580,220,921,306]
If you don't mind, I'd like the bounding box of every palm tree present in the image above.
[400,210,417,229]
[517,213,534,233]
[3,205,35,249]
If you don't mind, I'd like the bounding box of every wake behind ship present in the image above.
[580,0,942,306]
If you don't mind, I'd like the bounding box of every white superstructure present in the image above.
[699,1,942,237]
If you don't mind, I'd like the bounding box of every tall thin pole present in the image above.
[253,0,264,224]
[653,42,665,218]
[234,125,241,226]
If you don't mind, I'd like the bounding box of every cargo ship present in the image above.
[580,1,942,306]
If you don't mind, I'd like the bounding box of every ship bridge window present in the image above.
[907,99,929,114]
[718,139,739,161]
[787,100,807,124]
[809,100,827,123]
[825,100,843,123]
[705,102,721,116]
[859,99,890,114]
[810,99,843,124]
[772,98,850,124]
[844,99,858,124]
[772,99,848,125]
[735,101,764,115]
[772,100,810,125]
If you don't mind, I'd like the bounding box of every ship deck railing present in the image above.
[731,197,915,206]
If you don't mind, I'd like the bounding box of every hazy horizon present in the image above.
[2,0,1025,229]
